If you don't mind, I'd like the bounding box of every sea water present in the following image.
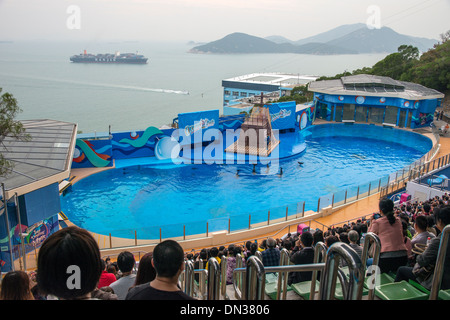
[0,40,388,133]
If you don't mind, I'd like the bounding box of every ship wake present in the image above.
[2,73,189,95]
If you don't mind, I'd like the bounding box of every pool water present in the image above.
[61,123,432,238]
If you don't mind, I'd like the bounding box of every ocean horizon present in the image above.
[0,40,388,133]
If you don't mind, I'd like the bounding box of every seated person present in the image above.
[288,231,315,285]
[395,205,450,291]
[125,240,196,300]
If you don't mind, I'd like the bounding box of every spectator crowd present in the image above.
[1,194,450,300]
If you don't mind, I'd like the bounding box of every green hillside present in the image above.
[317,32,450,94]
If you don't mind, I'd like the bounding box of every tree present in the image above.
[0,88,31,177]
[370,45,419,80]
[276,85,312,104]
[407,39,450,92]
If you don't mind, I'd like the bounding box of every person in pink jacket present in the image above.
[369,198,408,274]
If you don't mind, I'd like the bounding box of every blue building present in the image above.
[308,74,444,129]
[222,73,317,115]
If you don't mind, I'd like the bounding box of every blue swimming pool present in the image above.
[61,123,432,239]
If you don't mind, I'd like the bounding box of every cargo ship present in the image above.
[70,50,148,64]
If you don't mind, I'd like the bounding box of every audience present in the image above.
[288,231,315,285]
[109,251,136,300]
[225,244,241,285]
[246,242,258,261]
[4,192,450,301]
[98,259,117,288]
[395,205,450,290]
[312,229,324,247]
[411,215,436,248]
[348,230,363,261]
[193,249,208,283]
[36,226,103,300]
[125,240,196,300]
[0,270,34,300]
[91,286,118,300]
[107,263,119,280]
[133,252,156,287]
[205,247,221,270]
[368,198,408,274]
[261,238,280,267]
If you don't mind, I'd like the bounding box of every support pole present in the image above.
[1,184,15,271]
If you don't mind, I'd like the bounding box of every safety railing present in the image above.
[415,173,450,192]
[186,228,447,300]
[310,241,328,300]
[275,248,291,300]
[233,242,365,300]
[319,242,365,300]
[360,232,381,300]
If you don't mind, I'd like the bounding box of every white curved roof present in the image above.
[309,74,444,100]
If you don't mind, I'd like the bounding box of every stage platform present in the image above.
[180,129,307,164]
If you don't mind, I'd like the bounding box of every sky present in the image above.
[0,0,449,43]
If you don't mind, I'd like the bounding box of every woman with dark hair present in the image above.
[0,271,34,300]
[133,252,156,287]
[368,198,408,274]
[36,226,103,300]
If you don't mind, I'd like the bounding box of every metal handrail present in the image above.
[244,255,266,300]
[276,248,291,300]
[233,241,368,300]
[319,242,365,300]
[255,250,263,261]
[207,257,221,300]
[193,269,208,299]
[183,259,195,297]
[360,232,381,300]
[310,241,328,300]
[429,224,450,300]
[234,253,245,299]
[220,256,228,299]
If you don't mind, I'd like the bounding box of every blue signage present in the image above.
[267,101,296,130]
[178,109,220,143]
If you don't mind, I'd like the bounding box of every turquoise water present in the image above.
[60,123,432,239]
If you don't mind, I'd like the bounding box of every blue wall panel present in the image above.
[19,183,61,227]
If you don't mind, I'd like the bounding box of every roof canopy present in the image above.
[309,74,444,100]
[0,119,77,198]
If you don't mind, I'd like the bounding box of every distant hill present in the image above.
[189,24,438,55]
[327,26,437,53]
[294,23,368,45]
[189,32,356,55]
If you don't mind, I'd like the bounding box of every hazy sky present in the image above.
[0,0,449,42]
